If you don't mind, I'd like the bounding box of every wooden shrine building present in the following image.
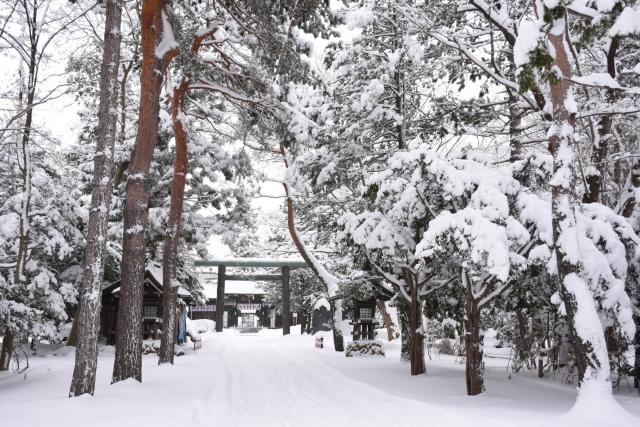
[100,262,192,345]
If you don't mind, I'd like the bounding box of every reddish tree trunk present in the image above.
[547,28,589,384]
[158,78,189,365]
[112,0,177,384]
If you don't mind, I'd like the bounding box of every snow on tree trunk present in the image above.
[464,272,483,395]
[70,0,123,397]
[583,39,619,204]
[15,36,37,288]
[159,79,189,365]
[547,25,609,387]
[376,300,395,341]
[397,297,411,362]
[112,0,177,384]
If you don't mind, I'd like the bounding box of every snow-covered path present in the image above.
[1,330,639,427]
[187,334,461,427]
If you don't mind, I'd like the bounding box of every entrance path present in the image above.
[0,330,638,427]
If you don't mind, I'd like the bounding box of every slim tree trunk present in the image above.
[376,299,395,341]
[0,329,13,371]
[14,14,37,289]
[280,144,344,351]
[70,0,123,396]
[404,269,425,375]
[508,96,523,162]
[158,77,189,365]
[464,285,483,395]
[397,296,410,361]
[112,0,177,384]
[547,20,609,385]
[583,37,618,204]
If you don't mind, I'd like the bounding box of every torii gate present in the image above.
[194,258,309,335]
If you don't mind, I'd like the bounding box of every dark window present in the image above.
[359,308,373,319]
[143,305,158,318]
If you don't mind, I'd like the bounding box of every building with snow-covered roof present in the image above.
[99,262,192,345]
[192,267,298,329]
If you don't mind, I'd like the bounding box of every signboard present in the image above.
[192,305,215,312]
[237,303,261,313]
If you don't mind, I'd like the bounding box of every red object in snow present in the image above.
[315,337,324,349]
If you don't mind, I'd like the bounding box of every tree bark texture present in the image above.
[0,329,13,371]
[583,37,618,204]
[112,0,176,384]
[70,0,123,396]
[397,297,411,362]
[464,281,483,395]
[377,299,395,341]
[404,269,425,375]
[158,78,190,365]
[547,25,608,385]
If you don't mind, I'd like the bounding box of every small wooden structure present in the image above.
[100,263,191,344]
[351,297,378,340]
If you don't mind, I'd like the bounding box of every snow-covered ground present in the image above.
[0,328,638,427]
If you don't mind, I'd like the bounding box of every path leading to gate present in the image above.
[187,332,462,426]
[0,329,639,427]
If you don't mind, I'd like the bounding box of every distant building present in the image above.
[192,267,299,329]
[100,262,191,344]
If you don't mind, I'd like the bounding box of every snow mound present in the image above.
[565,380,638,426]
[187,318,216,341]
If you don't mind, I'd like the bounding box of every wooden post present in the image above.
[282,266,290,335]
[216,265,225,332]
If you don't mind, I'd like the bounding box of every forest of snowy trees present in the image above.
[1,0,640,414]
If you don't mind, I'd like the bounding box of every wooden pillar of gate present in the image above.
[216,265,225,332]
[282,266,290,335]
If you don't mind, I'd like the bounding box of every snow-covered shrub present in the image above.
[345,340,385,357]
[437,338,456,356]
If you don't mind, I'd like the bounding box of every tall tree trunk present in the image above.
[158,77,189,365]
[0,329,13,371]
[112,0,177,384]
[397,297,410,361]
[508,95,523,162]
[583,37,618,204]
[514,310,531,367]
[547,20,609,385]
[14,11,37,289]
[70,0,123,396]
[404,269,425,375]
[279,144,344,351]
[464,276,483,395]
[618,160,640,218]
[376,299,395,341]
